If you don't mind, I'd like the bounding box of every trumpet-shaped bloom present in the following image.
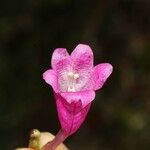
[43,44,113,136]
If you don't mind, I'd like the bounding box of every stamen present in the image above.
[74,73,79,79]
[68,86,75,92]
[68,72,74,78]
[67,72,79,92]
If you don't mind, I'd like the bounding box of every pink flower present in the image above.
[42,44,113,149]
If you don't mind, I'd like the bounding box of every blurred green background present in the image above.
[0,0,150,150]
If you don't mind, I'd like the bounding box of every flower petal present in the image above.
[51,48,69,69]
[70,44,94,91]
[43,69,58,92]
[89,63,113,90]
[60,90,95,108]
[51,48,73,92]
[56,58,73,92]
[54,92,91,136]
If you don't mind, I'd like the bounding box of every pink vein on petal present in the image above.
[51,48,69,70]
[60,91,95,108]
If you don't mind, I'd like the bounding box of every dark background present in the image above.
[0,0,149,150]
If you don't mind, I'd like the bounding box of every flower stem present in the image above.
[42,129,67,150]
